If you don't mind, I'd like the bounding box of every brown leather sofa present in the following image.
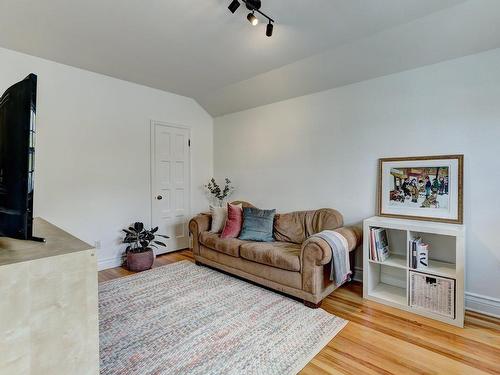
[189,202,362,308]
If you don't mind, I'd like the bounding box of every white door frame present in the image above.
[150,120,192,251]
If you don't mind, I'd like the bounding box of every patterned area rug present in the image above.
[99,260,347,375]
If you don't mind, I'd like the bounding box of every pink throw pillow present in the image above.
[221,203,243,238]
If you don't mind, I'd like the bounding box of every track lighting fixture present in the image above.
[227,0,275,37]
[266,21,273,37]
[247,12,258,26]
[228,0,240,14]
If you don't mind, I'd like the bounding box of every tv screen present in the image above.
[0,74,37,240]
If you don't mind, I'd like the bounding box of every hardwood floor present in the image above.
[99,250,500,375]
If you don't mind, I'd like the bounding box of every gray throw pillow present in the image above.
[239,207,276,242]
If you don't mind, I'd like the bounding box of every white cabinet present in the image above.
[0,218,99,374]
[363,216,465,327]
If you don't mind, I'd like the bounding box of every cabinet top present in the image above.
[0,218,94,266]
[364,215,465,235]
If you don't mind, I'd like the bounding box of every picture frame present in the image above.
[378,155,463,224]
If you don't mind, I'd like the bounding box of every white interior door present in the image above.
[151,122,190,253]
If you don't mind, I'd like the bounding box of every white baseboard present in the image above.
[98,256,122,271]
[353,266,500,318]
[465,292,500,318]
[97,249,185,271]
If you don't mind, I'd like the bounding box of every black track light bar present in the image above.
[241,0,275,23]
[227,0,275,37]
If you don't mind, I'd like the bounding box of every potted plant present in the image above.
[122,222,169,272]
[204,177,235,207]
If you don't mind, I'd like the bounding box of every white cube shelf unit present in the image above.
[363,216,465,327]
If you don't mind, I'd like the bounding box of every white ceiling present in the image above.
[1,0,498,116]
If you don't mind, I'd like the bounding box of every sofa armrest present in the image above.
[332,226,363,252]
[301,226,362,265]
[188,214,211,255]
[301,237,333,267]
[301,225,362,295]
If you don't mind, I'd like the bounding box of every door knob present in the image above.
[157,195,163,200]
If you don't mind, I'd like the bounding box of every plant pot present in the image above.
[126,249,155,272]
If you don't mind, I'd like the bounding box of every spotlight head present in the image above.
[266,22,274,37]
[245,0,261,11]
[228,0,240,14]
[247,12,258,26]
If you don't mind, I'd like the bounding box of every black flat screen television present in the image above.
[0,73,43,241]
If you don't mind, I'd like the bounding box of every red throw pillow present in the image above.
[221,203,243,238]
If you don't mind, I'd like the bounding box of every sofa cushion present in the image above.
[199,232,245,257]
[209,205,227,233]
[239,207,276,242]
[240,242,301,272]
[221,203,243,238]
[274,209,343,244]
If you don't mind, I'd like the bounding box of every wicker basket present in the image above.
[409,271,455,319]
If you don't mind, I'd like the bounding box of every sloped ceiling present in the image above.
[1,0,499,116]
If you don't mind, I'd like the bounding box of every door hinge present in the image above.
[188,139,191,147]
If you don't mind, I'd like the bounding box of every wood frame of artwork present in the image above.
[377,155,463,224]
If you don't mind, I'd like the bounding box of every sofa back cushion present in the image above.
[209,205,227,233]
[221,203,243,238]
[274,208,343,244]
[239,207,276,242]
[230,200,256,209]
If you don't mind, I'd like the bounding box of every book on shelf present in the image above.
[369,228,390,262]
[370,229,377,261]
[409,237,429,269]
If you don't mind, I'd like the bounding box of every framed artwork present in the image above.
[378,155,463,224]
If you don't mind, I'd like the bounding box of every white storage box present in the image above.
[410,271,455,319]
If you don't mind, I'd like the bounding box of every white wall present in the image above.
[215,48,500,316]
[0,47,213,269]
